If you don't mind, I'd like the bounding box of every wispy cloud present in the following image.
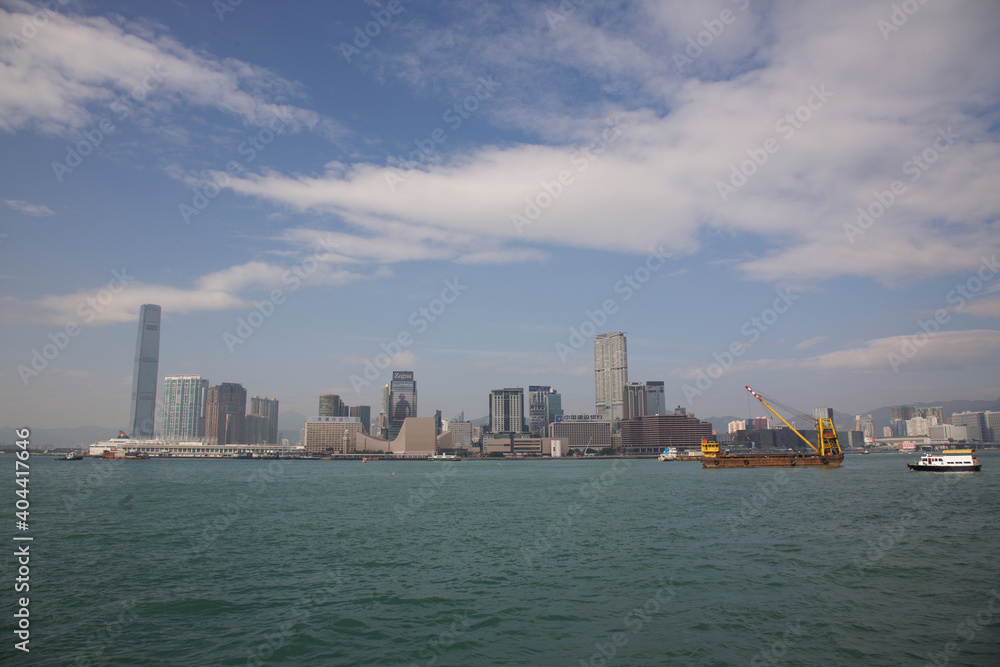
[4,199,54,216]
[794,336,828,350]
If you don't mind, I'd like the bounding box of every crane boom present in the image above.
[745,385,841,456]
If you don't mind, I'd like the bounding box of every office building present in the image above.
[545,390,563,436]
[490,388,525,435]
[549,417,612,452]
[349,405,372,435]
[205,382,247,446]
[444,421,473,448]
[319,394,347,417]
[160,375,208,441]
[813,407,834,420]
[129,304,161,437]
[645,381,665,416]
[528,386,551,436]
[623,382,646,420]
[951,411,987,442]
[594,332,628,422]
[387,371,417,441]
[620,409,714,455]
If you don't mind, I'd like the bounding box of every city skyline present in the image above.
[2,1,1000,431]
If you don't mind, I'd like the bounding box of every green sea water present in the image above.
[3,453,999,666]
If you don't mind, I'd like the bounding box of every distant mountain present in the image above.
[278,410,308,436]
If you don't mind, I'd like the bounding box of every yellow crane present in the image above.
[745,385,842,457]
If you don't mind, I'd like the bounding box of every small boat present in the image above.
[56,450,84,461]
[427,453,460,461]
[658,447,677,461]
[907,449,980,472]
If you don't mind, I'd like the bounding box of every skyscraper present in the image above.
[623,382,646,420]
[387,371,417,441]
[205,383,247,446]
[319,394,347,417]
[594,332,627,422]
[250,396,279,444]
[645,381,665,416]
[349,405,372,435]
[490,388,525,435]
[161,375,208,441]
[952,411,987,442]
[129,304,160,438]
[528,385,551,436]
[545,389,563,435]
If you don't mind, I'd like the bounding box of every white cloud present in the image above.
[794,336,827,350]
[4,199,54,216]
[211,0,1000,281]
[0,3,341,136]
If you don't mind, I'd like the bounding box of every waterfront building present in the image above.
[545,390,563,436]
[490,388,525,436]
[548,418,612,452]
[387,371,417,441]
[620,409,713,455]
[951,411,987,442]
[444,421,473,448]
[129,304,161,438]
[160,375,208,441]
[250,396,279,444]
[986,411,1000,443]
[623,382,646,420]
[645,381,665,416]
[303,416,362,454]
[483,436,556,456]
[205,382,247,446]
[354,417,437,457]
[594,332,628,422]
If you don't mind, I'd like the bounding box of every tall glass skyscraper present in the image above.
[594,332,627,422]
[645,381,665,416]
[129,304,160,438]
[387,371,417,441]
[161,375,208,441]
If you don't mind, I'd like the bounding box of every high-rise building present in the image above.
[160,375,208,441]
[129,304,161,438]
[545,389,563,436]
[205,383,247,446]
[388,371,417,441]
[951,411,987,442]
[594,332,628,422]
[891,406,915,422]
[645,381,665,416]
[985,411,1000,443]
[303,416,362,454]
[854,414,875,441]
[349,405,372,435]
[813,407,834,420]
[623,382,646,420]
[528,386,551,436]
[249,396,279,444]
[319,394,347,417]
[490,388,525,435]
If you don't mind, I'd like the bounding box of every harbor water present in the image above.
[4,453,999,665]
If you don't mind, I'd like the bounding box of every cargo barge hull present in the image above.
[702,453,843,468]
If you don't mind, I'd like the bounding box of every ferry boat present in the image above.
[907,449,981,472]
[427,453,460,461]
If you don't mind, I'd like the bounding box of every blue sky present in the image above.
[2,0,999,431]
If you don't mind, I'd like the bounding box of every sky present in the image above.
[2,0,999,432]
